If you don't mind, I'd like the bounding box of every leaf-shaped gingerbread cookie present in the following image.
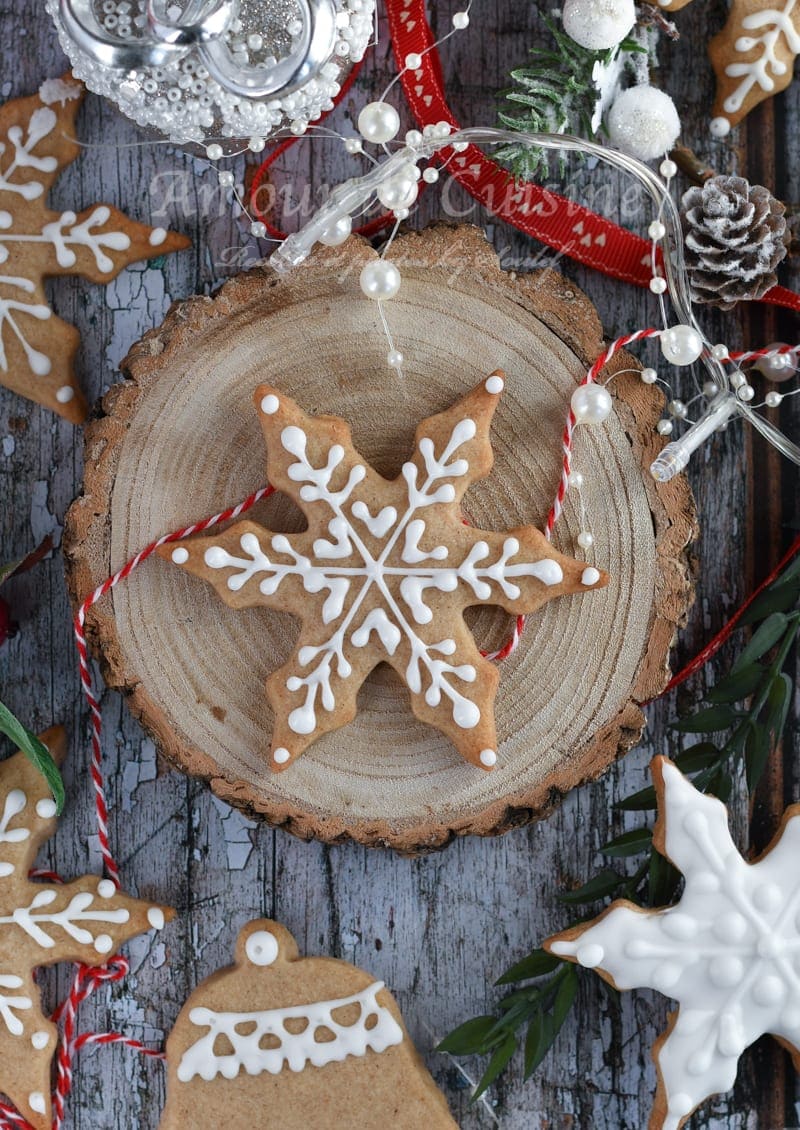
[0,76,189,422]
[159,919,458,1130]
[162,373,608,771]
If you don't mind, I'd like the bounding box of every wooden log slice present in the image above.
[64,224,696,852]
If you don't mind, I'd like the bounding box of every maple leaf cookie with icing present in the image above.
[159,918,457,1130]
[161,373,608,771]
[545,756,800,1130]
[0,727,174,1129]
[0,77,189,422]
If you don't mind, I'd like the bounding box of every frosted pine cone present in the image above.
[681,176,789,309]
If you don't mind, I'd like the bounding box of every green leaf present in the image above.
[745,723,770,792]
[706,767,733,804]
[552,967,579,1033]
[647,851,680,908]
[600,827,653,858]
[674,743,720,774]
[437,1015,498,1056]
[707,665,765,704]
[739,581,800,625]
[778,554,800,584]
[523,1011,552,1079]
[732,612,789,672]
[558,869,623,905]
[671,704,743,733]
[496,949,562,986]
[0,701,64,814]
[614,784,658,811]
[472,1034,517,1100]
[764,672,793,748]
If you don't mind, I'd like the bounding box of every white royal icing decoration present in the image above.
[31,1030,49,1050]
[148,226,167,247]
[148,907,165,931]
[0,973,32,1036]
[718,0,800,120]
[550,760,800,1130]
[35,798,56,819]
[581,567,601,587]
[245,929,279,966]
[176,981,403,1083]
[0,889,130,949]
[485,374,504,394]
[203,412,573,740]
[0,98,131,386]
[171,547,189,564]
[0,789,29,877]
[260,393,280,415]
[28,1092,46,1115]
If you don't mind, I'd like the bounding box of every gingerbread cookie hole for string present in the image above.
[64,224,696,852]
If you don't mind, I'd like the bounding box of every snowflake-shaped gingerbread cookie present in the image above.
[0,77,188,422]
[162,373,608,771]
[0,727,173,1129]
[546,756,800,1130]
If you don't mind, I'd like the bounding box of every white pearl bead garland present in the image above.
[570,384,613,425]
[319,215,352,247]
[452,11,470,29]
[766,391,784,407]
[405,52,422,70]
[660,325,704,367]
[360,260,401,301]
[641,367,658,385]
[649,276,667,295]
[577,531,594,549]
[657,419,673,435]
[387,349,404,368]
[754,343,798,383]
[357,101,401,144]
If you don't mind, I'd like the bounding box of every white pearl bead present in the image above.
[737,384,755,402]
[657,419,673,435]
[452,140,469,152]
[360,260,401,301]
[766,391,784,407]
[568,470,584,488]
[659,158,677,179]
[405,129,423,147]
[387,349,404,368]
[648,220,666,241]
[290,120,308,136]
[660,324,704,366]
[377,165,419,210]
[405,52,422,70]
[218,170,234,188]
[703,381,719,398]
[452,10,469,28]
[206,142,223,160]
[319,214,352,247]
[344,137,363,154]
[250,221,267,238]
[754,342,798,383]
[394,207,410,220]
[571,384,613,425]
[422,166,439,183]
[577,531,594,549]
[730,369,747,389]
[248,136,265,153]
[358,101,401,144]
[668,399,688,419]
[640,367,658,384]
[434,121,452,138]
[711,343,730,361]
[649,276,667,294]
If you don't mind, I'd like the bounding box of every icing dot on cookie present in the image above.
[485,374,504,394]
[149,226,167,246]
[576,943,604,969]
[273,747,291,765]
[55,386,74,404]
[710,116,731,139]
[0,862,13,877]
[29,1092,46,1115]
[668,1094,694,1118]
[479,749,497,767]
[581,567,601,587]
[260,394,280,415]
[246,929,279,966]
[94,934,114,954]
[36,798,57,819]
[31,1031,49,1050]
[148,907,166,930]
[97,879,116,899]
[172,547,189,564]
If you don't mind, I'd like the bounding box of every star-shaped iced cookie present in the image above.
[162,373,608,771]
[0,727,173,1129]
[546,757,800,1130]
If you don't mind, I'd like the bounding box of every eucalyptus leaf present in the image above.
[745,723,770,793]
[732,612,788,672]
[0,701,64,814]
[523,1011,550,1079]
[557,869,623,905]
[614,784,658,811]
[600,827,652,858]
[552,967,579,1032]
[674,743,720,774]
[647,852,681,909]
[706,665,764,704]
[764,673,792,748]
[671,704,743,733]
[437,1015,498,1055]
[739,581,800,625]
[496,949,562,986]
[472,1033,517,1101]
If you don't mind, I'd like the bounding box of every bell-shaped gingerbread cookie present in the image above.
[159,920,458,1129]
